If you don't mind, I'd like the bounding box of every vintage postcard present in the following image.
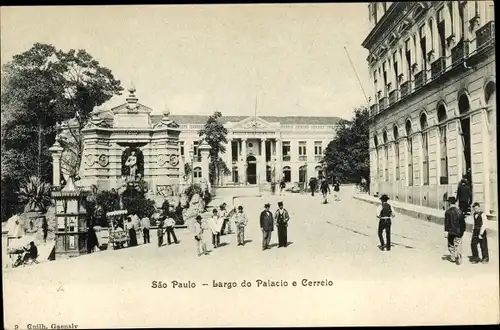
[1,3,498,329]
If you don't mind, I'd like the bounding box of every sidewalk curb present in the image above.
[353,195,497,235]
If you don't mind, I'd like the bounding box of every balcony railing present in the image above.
[283,155,291,162]
[431,57,446,79]
[389,90,398,105]
[378,97,388,111]
[314,155,323,162]
[414,71,425,89]
[370,103,379,116]
[400,81,410,97]
[451,40,469,64]
[476,21,495,49]
[298,155,307,162]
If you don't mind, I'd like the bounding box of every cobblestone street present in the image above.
[4,188,498,328]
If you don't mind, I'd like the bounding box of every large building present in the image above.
[362,2,496,218]
[170,114,339,186]
[55,87,340,195]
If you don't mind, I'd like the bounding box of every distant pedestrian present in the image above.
[127,217,138,247]
[260,203,274,251]
[279,180,286,196]
[377,194,395,251]
[42,218,48,242]
[333,181,340,201]
[309,177,318,197]
[141,216,151,244]
[320,179,330,204]
[209,209,222,248]
[470,202,489,264]
[164,213,179,245]
[194,215,208,256]
[86,224,99,253]
[233,205,248,246]
[157,220,164,247]
[275,201,290,248]
[456,179,472,215]
[444,196,466,265]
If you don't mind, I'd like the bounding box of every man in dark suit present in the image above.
[274,201,290,248]
[260,203,274,251]
[456,178,472,215]
[444,196,466,265]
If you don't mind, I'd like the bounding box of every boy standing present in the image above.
[157,220,164,247]
[233,206,248,246]
[377,194,395,251]
[470,202,489,264]
[209,209,222,248]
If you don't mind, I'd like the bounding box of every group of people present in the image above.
[191,201,291,257]
[376,184,489,265]
[309,178,340,204]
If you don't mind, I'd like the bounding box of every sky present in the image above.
[1,4,371,120]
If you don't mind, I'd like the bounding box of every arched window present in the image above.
[485,81,496,105]
[393,125,400,180]
[194,167,202,179]
[437,103,449,184]
[458,92,470,114]
[420,112,429,185]
[374,135,381,179]
[406,119,414,186]
[315,165,323,179]
[299,165,307,183]
[283,166,291,183]
[383,130,389,181]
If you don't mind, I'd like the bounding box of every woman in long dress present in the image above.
[127,217,138,247]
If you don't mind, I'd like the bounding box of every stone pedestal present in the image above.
[49,141,64,188]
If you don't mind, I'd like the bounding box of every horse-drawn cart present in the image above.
[106,210,129,249]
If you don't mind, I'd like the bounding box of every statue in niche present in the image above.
[121,147,144,183]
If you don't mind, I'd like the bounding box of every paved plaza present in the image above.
[3,188,499,328]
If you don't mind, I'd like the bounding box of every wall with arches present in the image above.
[368,57,496,215]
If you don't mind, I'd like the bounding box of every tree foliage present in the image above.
[198,111,229,184]
[323,107,370,183]
[1,42,123,221]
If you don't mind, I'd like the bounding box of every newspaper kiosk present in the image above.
[106,210,129,249]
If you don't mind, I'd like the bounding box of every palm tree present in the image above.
[18,176,52,213]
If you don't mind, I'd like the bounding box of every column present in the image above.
[275,139,282,182]
[414,29,422,73]
[260,138,267,183]
[226,138,233,183]
[399,45,406,85]
[199,142,212,183]
[480,110,491,215]
[241,138,247,184]
[49,141,64,187]
[307,140,315,179]
[453,1,461,41]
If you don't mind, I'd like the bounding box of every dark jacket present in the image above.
[275,208,290,227]
[320,181,330,193]
[444,206,466,237]
[456,183,472,203]
[260,210,274,231]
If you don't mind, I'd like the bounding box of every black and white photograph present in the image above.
[1,2,498,328]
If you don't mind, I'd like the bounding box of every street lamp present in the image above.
[189,149,194,183]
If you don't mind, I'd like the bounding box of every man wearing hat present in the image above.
[274,201,290,248]
[194,215,208,256]
[233,205,249,246]
[444,196,466,265]
[376,194,395,251]
[260,203,274,250]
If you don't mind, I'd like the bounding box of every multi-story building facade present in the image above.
[170,115,339,186]
[362,1,496,218]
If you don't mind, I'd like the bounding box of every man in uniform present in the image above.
[275,201,290,248]
[260,203,274,251]
[444,196,466,265]
[377,194,395,251]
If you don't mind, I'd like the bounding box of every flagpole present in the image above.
[344,46,369,105]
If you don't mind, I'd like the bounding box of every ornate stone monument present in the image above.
[75,84,181,194]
